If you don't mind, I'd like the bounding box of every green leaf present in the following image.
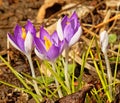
[108,33,117,43]
[37,76,54,84]
[68,63,76,75]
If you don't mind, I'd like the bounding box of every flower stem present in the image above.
[51,62,63,98]
[64,48,71,92]
[103,51,113,100]
[26,55,42,101]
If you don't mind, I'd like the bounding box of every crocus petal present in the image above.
[7,33,24,53]
[100,30,108,53]
[59,40,65,54]
[24,31,33,55]
[35,48,47,60]
[46,45,59,61]
[25,20,36,36]
[8,25,25,53]
[34,37,46,54]
[61,16,68,30]
[51,31,59,45]
[40,26,50,40]
[16,36,25,52]
[64,23,74,42]
[14,26,25,52]
[69,12,78,29]
[70,11,77,20]
[57,19,64,41]
[69,26,82,46]
[14,25,22,38]
[34,38,47,60]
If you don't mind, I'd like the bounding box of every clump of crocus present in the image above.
[34,26,65,97]
[8,20,42,100]
[57,11,82,91]
[100,30,113,100]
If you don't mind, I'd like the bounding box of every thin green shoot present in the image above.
[51,62,63,98]
[114,43,120,81]
[43,60,71,95]
[36,60,50,96]
[0,55,30,90]
[0,80,41,103]
[95,37,107,85]
[91,88,103,103]
[89,50,112,102]
[77,36,95,90]
[71,59,76,93]
[113,43,120,97]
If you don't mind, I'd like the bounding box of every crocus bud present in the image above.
[100,30,108,53]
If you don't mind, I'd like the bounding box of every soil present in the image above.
[0,0,120,103]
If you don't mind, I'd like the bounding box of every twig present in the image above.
[94,14,120,28]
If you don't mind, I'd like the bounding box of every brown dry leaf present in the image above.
[61,3,94,19]
[36,0,64,23]
[46,21,57,34]
[0,0,2,6]
[36,0,76,23]
[8,0,19,4]
[56,84,93,103]
[106,0,120,9]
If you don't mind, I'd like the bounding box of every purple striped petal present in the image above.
[14,25,22,38]
[8,33,24,53]
[46,45,60,61]
[51,31,59,45]
[61,15,68,30]
[59,40,65,54]
[34,37,46,54]
[14,25,25,52]
[64,23,74,42]
[40,26,50,40]
[35,48,47,60]
[69,12,78,29]
[69,26,82,46]
[25,20,36,36]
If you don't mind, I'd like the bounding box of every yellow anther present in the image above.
[44,36,52,51]
[66,21,70,25]
[21,28,26,40]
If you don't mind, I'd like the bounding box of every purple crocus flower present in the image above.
[34,26,64,61]
[57,11,82,47]
[8,20,36,56]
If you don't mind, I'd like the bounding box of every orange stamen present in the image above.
[44,36,52,51]
[22,28,26,40]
